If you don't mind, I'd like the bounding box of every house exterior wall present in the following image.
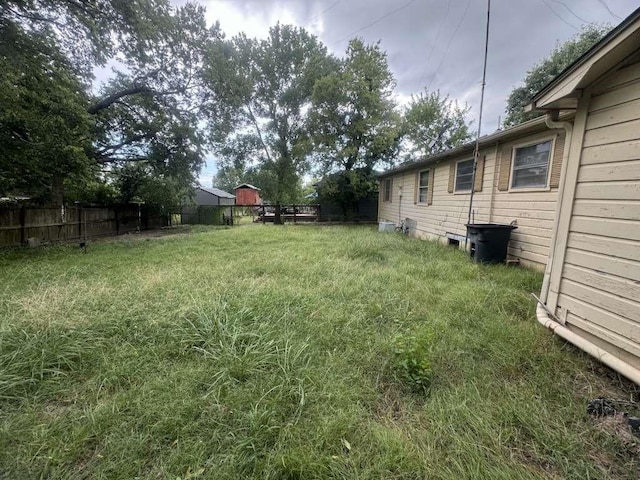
[378,129,567,270]
[235,188,261,205]
[551,60,640,370]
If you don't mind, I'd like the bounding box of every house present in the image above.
[378,113,570,270]
[234,184,262,205]
[193,186,235,206]
[526,8,640,384]
[378,7,640,384]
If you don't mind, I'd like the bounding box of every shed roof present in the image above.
[234,184,261,191]
[198,186,235,199]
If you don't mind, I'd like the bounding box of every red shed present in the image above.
[234,184,262,205]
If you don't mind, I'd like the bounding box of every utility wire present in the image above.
[418,0,452,89]
[540,0,579,30]
[597,0,622,21]
[426,0,472,91]
[305,0,344,27]
[465,0,491,249]
[330,0,420,47]
[549,0,594,24]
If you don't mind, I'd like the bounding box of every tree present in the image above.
[205,24,336,208]
[402,90,472,160]
[0,1,216,205]
[309,38,401,218]
[0,19,94,203]
[504,25,610,127]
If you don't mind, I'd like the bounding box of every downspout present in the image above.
[540,110,573,303]
[536,110,640,385]
[536,304,640,385]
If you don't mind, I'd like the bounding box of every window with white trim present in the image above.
[511,140,552,189]
[417,170,429,203]
[455,159,474,192]
[383,178,392,202]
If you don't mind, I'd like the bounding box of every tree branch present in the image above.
[246,104,272,163]
[88,85,153,114]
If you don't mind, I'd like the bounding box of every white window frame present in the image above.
[382,178,393,202]
[454,158,474,194]
[417,169,429,204]
[508,136,556,192]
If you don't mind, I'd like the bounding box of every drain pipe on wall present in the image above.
[536,110,640,385]
[540,110,573,303]
[536,303,640,385]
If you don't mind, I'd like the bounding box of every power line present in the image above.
[305,0,344,27]
[549,0,593,25]
[597,0,622,21]
[418,0,452,89]
[540,0,579,30]
[330,0,420,47]
[426,0,472,91]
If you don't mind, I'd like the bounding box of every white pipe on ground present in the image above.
[536,304,640,385]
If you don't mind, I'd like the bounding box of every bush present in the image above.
[391,332,434,392]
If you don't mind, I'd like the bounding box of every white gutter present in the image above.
[540,111,573,304]
[536,304,640,385]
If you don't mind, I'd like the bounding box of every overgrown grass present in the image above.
[0,225,637,479]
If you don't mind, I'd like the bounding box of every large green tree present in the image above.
[0,19,94,203]
[0,1,215,206]
[504,25,610,127]
[309,38,401,218]
[205,24,336,205]
[402,90,472,160]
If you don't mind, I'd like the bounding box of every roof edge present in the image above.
[378,112,572,178]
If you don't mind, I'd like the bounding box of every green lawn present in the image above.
[0,225,637,479]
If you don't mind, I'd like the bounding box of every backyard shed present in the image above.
[234,184,262,205]
[181,187,235,225]
[193,187,235,206]
[528,7,640,384]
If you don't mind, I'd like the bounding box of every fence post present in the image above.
[20,205,26,245]
[262,205,266,225]
[115,206,120,235]
[293,204,297,224]
[78,205,82,241]
[316,204,321,222]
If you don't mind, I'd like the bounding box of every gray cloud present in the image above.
[186,0,636,182]
[197,0,637,134]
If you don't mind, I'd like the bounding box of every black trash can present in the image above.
[465,223,518,264]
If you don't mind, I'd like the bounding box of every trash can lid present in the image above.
[465,223,517,230]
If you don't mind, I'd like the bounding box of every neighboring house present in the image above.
[527,8,640,384]
[234,184,262,205]
[378,114,569,270]
[193,187,235,206]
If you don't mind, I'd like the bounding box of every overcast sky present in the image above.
[170,0,638,186]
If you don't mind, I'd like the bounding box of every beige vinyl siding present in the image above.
[555,61,640,369]
[379,148,495,243]
[378,127,567,270]
[491,131,565,269]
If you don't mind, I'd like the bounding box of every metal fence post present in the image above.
[20,205,26,245]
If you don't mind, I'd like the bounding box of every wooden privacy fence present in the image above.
[0,204,168,247]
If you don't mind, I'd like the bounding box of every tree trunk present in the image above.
[274,204,282,225]
[50,176,65,206]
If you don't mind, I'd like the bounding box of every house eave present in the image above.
[529,8,640,111]
[378,112,573,179]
